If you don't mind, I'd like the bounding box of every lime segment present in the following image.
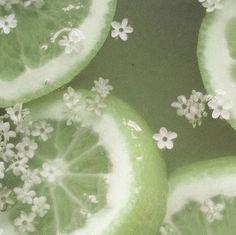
[0,0,117,107]
[161,157,236,235]
[1,89,167,235]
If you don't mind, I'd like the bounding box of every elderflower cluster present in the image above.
[172,90,233,127]
[0,0,44,34]
[171,90,210,128]
[63,77,113,125]
[0,103,53,234]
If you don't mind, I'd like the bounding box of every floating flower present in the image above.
[31,120,54,141]
[200,199,225,222]
[14,187,36,204]
[63,87,81,109]
[0,14,17,34]
[32,196,50,217]
[14,212,35,233]
[172,90,209,127]
[208,90,232,120]
[21,169,42,188]
[40,162,63,183]
[59,28,85,54]
[9,158,28,176]
[0,187,15,211]
[16,137,38,160]
[6,103,30,125]
[0,142,15,162]
[153,127,177,150]
[86,95,107,116]
[92,77,113,98]
[0,121,16,142]
[111,18,134,41]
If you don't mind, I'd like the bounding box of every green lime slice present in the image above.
[0,0,116,107]
[0,89,167,235]
[161,157,236,235]
[197,0,236,128]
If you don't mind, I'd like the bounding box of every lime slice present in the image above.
[0,0,116,107]
[197,0,236,128]
[161,157,236,235]
[1,89,167,235]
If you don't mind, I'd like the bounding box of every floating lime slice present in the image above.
[197,0,236,128]
[161,157,236,235]
[0,0,116,107]
[1,89,167,235]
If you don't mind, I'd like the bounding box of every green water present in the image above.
[71,0,236,174]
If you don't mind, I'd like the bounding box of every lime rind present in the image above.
[197,0,236,129]
[164,157,236,222]
[0,0,117,107]
[22,89,167,235]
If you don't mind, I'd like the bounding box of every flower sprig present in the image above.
[63,77,113,125]
[0,103,53,234]
[171,89,232,128]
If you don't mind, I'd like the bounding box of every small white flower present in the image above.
[0,14,17,34]
[16,118,33,136]
[9,158,28,176]
[86,95,107,116]
[199,0,223,12]
[88,195,98,204]
[171,95,189,116]
[200,199,225,222]
[32,196,50,217]
[40,162,63,183]
[160,224,176,235]
[31,120,54,141]
[92,77,113,98]
[14,187,36,204]
[0,187,15,211]
[0,0,20,10]
[153,127,177,150]
[0,162,5,179]
[6,103,30,125]
[0,142,15,162]
[16,137,38,159]
[64,106,82,126]
[21,169,41,187]
[59,28,85,54]
[63,87,81,109]
[23,0,45,8]
[0,121,16,141]
[111,18,134,41]
[14,212,35,233]
[208,90,232,120]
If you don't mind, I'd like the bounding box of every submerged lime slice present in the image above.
[197,0,236,128]
[1,89,167,235]
[161,157,236,235]
[0,0,116,107]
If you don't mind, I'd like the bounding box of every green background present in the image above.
[71,0,236,174]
